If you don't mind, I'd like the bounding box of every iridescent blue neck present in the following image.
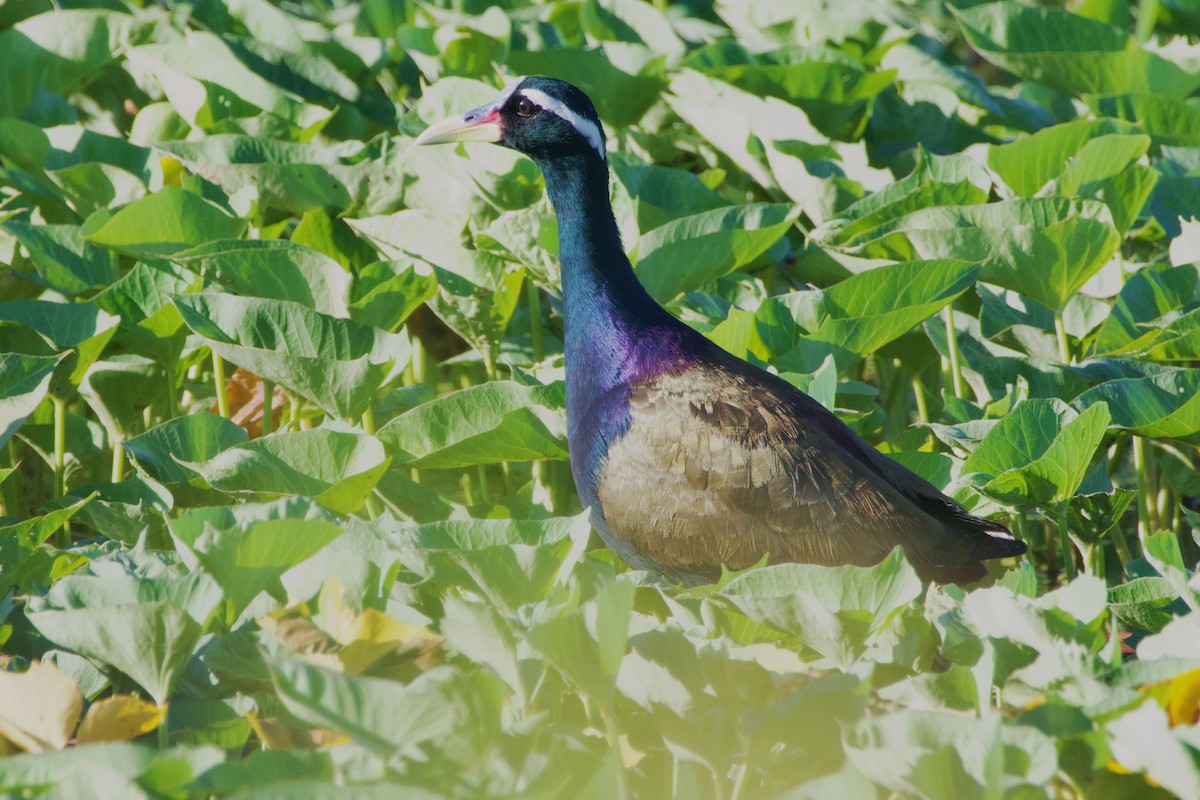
[536,151,681,420]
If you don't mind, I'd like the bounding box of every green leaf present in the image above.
[987,119,1143,197]
[816,149,992,245]
[1109,577,1189,633]
[778,259,979,369]
[348,259,438,332]
[954,3,1200,97]
[127,34,332,134]
[963,399,1111,507]
[26,592,204,706]
[124,413,249,485]
[168,499,344,617]
[172,240,351,317]
[524,581,636,708]
[265,655,458,753]
[1087,93,1200,148]
[831,198,1121,313]
[665,68,824,189]
[0,10,138,118]
[1073,370,1200,441]
[634,203,800,302]
[1,220,118,295]
[1093,265,1200,356]
[721,549,923,670]
[0,352,60,449]
[376,380,567,468]
[0,300,120,398]
[1106,702,1200,800]
[181,426,390,515]
[173,293,409,420]
[81,187,246,258]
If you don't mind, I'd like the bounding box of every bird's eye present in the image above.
[515,97,537,117]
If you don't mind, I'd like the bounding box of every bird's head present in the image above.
[414,76,605,163]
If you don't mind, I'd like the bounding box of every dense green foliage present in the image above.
[3,0,1200,796]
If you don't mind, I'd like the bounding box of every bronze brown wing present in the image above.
[595,361,1023,585]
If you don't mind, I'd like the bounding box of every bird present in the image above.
[415,76,1027,585]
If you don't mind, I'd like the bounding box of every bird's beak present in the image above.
[414,103,503,147]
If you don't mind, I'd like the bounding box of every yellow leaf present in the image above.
[338,608,440,675]
[1166,667,1200,727]
[75,696,162,744]
[0,661,82,751]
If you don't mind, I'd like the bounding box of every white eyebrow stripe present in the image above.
[518,88,605,160]
[495,75,527,108]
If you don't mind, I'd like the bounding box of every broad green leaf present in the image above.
[168,501,344,617]
[1088,93,1200,148]
[834,198,1121,313]
[81,187,246,258]
[173,293,409,420]
[0,300,120,398]
[265,655,458,752]
[634,203,800,301]
[1,221,117,295]
[815,149,991,245]
[523,581,636,708]
[721,549,923,670]
[777,259,979,369]
[987,119,1143,197]
[124,413,248,485]
[665,68,824,189]
[0,742,223,796]
[1093,265,1200,356]
[156,137,393,216]
[348,259,437,332]
[172,240,351,317]
[127,34,333,135]
[700,59,895,140]
[954,3,1200,97]
[610,152,728,233]
[845,709,1056,798]
[1109,577,1189,634]
[0,10,138,118]
[963,399,1111,506]
[26,594,203,706]
[181,426,390,515]
[1073,370,1200,441]
[1106,702,1200,800]
[376,380,567,468]
[78,356,161,442]
[0,352,60,449]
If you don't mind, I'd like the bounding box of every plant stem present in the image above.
[157,704,169,750]
[602,710,631,800]
[1054,315,1071,364]
[1133,436,1155,547]
[944,305,965,399]
[52,395,66,499]
[527,281,545,362]
[212,352,229,418]
[111,436,124,483]
[261,378,274,436]
[52,394,71,545]
[1110,523,1134,569]
[1057,502,1077,581]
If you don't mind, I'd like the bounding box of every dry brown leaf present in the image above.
[0,660,83,751]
